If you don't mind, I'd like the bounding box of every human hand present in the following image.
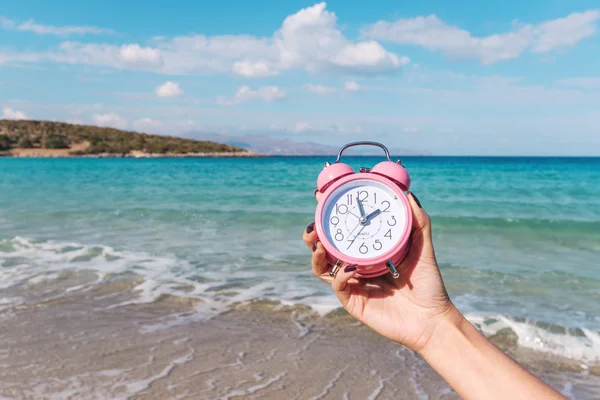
[303,192,456,353]
[305,191,566,399]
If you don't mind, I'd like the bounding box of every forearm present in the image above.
[419,306,566,400]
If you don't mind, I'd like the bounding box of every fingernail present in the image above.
[312,241,319,252]
[313,188,319,196]
[344,264,357,273]
[306,222,315,234]
[410,192,422,208]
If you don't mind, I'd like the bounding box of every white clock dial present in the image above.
[321,179,408,260]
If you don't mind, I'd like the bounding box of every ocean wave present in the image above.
[1,236,599,363]
[466,313,600,363]
[0,236,201,304]
[431,214,600,230]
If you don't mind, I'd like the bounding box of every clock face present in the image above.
[321,179,408,260]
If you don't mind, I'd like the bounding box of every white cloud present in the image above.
[54,42,163,70]
[293,122,311,133]
[272,121,363,135]
[133,118,162,132]
[363,10,600,64]
[332,124,362,134]
[304,83,336,95]
[218,85,287,106]
[556,77,600,88]
[0,16,113,35]
[331,42,410,69]
[119,44,161,67]
[155,81,184,97]
[17,19,114,36]
[2,3,405,76]
[363,70,600,107]
[303,81,364,95]
[403,127,419,133]
[2,107,28,120]
[532,11,600,53]
[0,16,15,29]
[0,51,44,65]
[178,120,197,131]
[344,81,360,92]
[275,3,405,74]
[232,60,279,77]
[91,112,127,129]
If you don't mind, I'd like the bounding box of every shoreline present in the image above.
[0,242,598,398]
[1,284,596,399]
[0,150,265,158]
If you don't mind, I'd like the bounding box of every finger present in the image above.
[302,222,318,250]
[315,190,323,203]
[407,192,432,239]
[331,264,358,307]
[311,241,330,278]
[402,192,436,265]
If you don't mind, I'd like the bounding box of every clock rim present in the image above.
[315,172,413,267]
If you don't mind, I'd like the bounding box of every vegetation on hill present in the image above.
[0,120,247,155]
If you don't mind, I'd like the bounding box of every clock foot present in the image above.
[386,260,400,279]
[329,260,343,277]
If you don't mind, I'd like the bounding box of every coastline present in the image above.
[0,149,264,158]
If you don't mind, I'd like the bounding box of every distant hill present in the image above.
[0,120,249,157]
[186,133,337,156]
[185,132,428,156]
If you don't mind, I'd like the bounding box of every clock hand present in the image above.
[347,210,361,220]
[357,195,367,224]
[365,209,382,222]
[347,220,362,238]
[344,220,364,250]
[347,223,367,250]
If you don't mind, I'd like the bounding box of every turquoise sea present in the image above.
[1,156,599,363]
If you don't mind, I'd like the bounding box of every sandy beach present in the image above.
[1,271,598,400]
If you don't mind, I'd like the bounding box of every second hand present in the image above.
[347,223,367,250]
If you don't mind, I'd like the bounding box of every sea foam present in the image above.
[1,236,599,363]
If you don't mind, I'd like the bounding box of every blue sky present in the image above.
[1,0,599,155]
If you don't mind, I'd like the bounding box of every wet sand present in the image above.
[1,274,598,399]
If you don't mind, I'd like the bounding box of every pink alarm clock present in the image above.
[314,141,412,279]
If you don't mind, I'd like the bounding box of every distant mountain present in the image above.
[184,132,335,155]
[185,132,427,156]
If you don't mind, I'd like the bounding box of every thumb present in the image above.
[331,264,358,307]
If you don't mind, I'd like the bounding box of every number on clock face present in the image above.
[322,179,408,260]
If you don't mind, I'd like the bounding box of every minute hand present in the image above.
[365,209,381,222]
[357,195,367,221]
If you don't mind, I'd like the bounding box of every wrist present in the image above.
[414,304,567,400]
[416,303,466,358]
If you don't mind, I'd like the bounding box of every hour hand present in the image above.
[357,195,367,224]
[365,209,381,222]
